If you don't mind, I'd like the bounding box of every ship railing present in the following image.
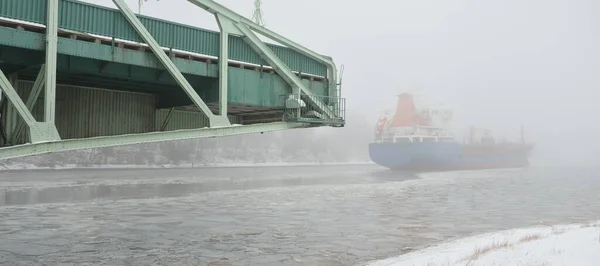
[375,134,455,143]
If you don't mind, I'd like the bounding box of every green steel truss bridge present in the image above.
[0,0,345,160]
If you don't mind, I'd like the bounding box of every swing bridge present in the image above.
[0,0,345,160]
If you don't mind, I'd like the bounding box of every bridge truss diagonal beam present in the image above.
[10,64,46,145]
[0,69,60,144]
[112,0,230,127]
[234,24,335,118]
[0,71,37,128]
[187,0,342,119]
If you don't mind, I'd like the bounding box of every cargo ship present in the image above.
[368,93,534,171]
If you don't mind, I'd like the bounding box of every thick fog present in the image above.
[18,0,596,166]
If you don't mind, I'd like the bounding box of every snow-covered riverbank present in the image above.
[366,221,600,266]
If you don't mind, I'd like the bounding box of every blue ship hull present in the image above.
[369,142,532,172]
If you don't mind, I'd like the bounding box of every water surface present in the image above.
[0,164,598,265]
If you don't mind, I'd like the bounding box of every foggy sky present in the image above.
[90,0,600,160]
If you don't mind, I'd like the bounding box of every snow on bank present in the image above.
[366,221,600,266]
[0,161,375,171]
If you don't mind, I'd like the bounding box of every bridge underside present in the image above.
[0,0,345,160]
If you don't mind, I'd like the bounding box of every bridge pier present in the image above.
[0,0,345,160]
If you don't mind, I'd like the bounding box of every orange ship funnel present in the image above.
[391,93,418,127]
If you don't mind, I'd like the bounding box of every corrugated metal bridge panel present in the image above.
[0,26,216,80]
[0,0,328,77]
[7,81,241,145]
[0,0,45,24]
[227,68,292,107]
[81,87,156,138]
[155,109,241,132]
[0,26,327,107]
[8,81,156,143]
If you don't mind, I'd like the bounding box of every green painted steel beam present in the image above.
[0,27,328,105]
[0,26,218,78]
[0,70,37,127]
[44,0,59,123]
[216,14,234,118]
[219,29,228,117]
[0,46,322,109]
[10,64,46,144]
[0,122,310,160]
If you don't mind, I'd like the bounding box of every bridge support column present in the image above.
[45,0,59,124]
[112,0,230,127]
[215,14,239,119]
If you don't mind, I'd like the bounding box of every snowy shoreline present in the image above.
[0,161,375,171]
[365,221,600,266]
